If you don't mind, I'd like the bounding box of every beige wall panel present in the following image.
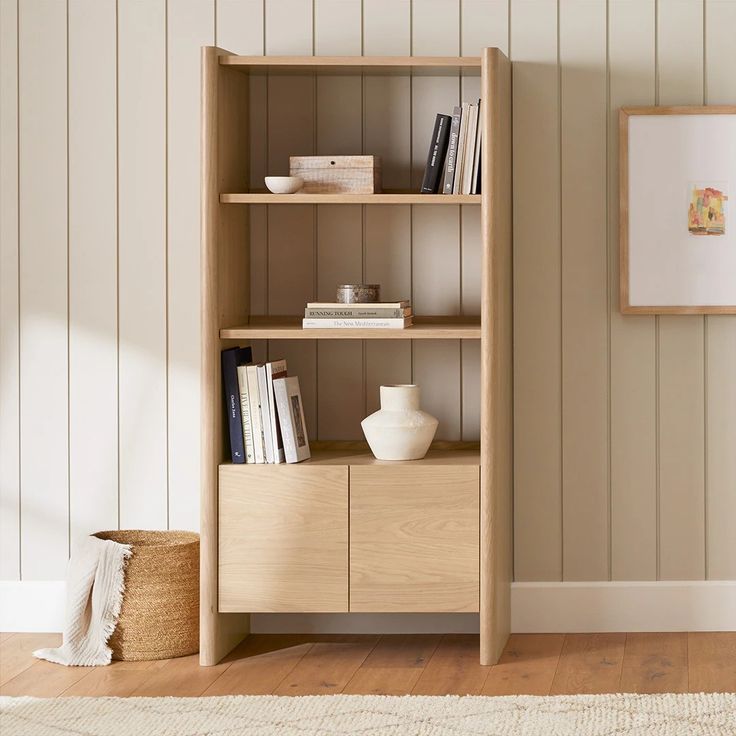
[705,318,736,579]
[461,0,508,55]
[267,204,314,314]
[560,0,609,581]
[609,0,657,581]
[317,341,365,440]
[511,0,562,581]
[362,0,412,439]
[704,0,736,580]
[68,0,119,543]
[314,0,361,55]
[410,1,462,445]
[0,0,19,579]
[656,0,706,581]
[118,0,168,529]
[314,9,364,442]
[365,341,412,415]
[462,340,481,441]
[363,0,410,56]
[264,0,313,55]
[411,0,459,56]
[412,205,461,315]
[167,0,214,532]
[413,341,461,441]
[18,0,69,578]
[216,0,263,54]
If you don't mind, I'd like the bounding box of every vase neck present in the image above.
[380,385,420,411]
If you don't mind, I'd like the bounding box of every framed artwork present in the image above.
[619,106,736,314]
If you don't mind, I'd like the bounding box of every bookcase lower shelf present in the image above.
[218,450,480,615]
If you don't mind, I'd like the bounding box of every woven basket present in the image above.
[94,530,199,661]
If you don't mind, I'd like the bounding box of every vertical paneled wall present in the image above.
[0,0,734,584]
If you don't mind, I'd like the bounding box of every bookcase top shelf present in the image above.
[220,193,481,205]
[220,317,481,340]
[219,55,481,76]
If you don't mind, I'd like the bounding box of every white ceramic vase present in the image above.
[361,384,439,461]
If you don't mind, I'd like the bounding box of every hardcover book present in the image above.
[420,113,452,194]
[236,364,256,463]
[453,102,471,194]
[246,364,266,464]
[307,300,410,309]
[256,365,275,463]
[302,317,412,329]
[442,106,462,194]
[221,346,253,464]
[305,307,411,319]
[273,376,311,463]
[265,359,288,464]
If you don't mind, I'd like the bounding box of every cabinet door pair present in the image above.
[219,464,479,613]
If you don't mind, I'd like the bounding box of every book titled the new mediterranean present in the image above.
[303,317,412,329]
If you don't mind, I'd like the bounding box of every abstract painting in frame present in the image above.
[620,106,736,314]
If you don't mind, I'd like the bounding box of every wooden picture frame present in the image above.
[619,105,736,315]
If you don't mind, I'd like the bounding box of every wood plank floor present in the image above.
[1,632,734,697]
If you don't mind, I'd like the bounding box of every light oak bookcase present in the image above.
[201,49,511,666]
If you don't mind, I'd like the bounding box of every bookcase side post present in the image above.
[479,47,513,666]
[200,46,251,666]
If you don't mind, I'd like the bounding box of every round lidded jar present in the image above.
[336,284,380,303]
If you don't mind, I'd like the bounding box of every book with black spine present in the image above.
[221,345,253,464]
[441,106,463,194]
[420,113,452,194]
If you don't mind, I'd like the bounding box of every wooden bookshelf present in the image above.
[220,193,480,205]
[200,47,512,668]
[220,317,481,340]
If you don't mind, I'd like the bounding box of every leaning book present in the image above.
[273,376,311,463]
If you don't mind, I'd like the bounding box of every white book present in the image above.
[462,103,479,194]
[246,364,265,463]
[452,102,471,194]
[302,317,412,329]
[236,365,255,464]
[265,359,287,464]
[273,376,311,463]
[306,300,410,309]
[471,100,482,194]
[256,365,275,463]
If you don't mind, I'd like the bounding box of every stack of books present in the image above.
[302,300,412,330]
[222,347,310,464]
[420,100,482,195]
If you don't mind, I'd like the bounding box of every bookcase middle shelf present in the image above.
[220,193,481,205]
[220,316,482,340]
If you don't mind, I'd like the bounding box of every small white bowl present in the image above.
[265,176,304,194]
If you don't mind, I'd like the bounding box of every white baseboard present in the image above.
[511,581,736,632]
[0,581,66,632]
[2,580,734,634]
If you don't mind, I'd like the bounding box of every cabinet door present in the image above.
[350,465,479,612]
[219,465,348,612]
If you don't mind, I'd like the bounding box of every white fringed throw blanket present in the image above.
[34,536,131,667]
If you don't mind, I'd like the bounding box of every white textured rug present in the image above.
[1,693,734,735]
